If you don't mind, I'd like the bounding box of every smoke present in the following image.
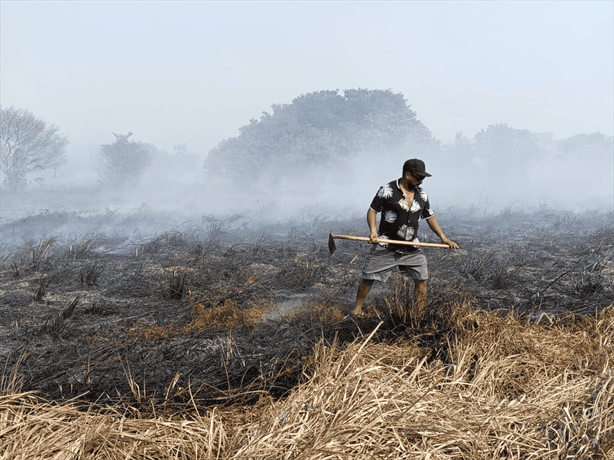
[1,130,612,253]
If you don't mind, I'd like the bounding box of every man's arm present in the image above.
[426,215,459,249]
[367,208,379,243]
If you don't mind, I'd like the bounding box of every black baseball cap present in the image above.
[403,158,431,178]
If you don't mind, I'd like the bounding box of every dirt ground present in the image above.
[1,207,612,412]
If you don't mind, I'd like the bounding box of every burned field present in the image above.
[1,207,613,458]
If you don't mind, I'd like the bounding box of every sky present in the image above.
[2,0,613,158]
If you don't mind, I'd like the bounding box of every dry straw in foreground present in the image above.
[234,310,614,459]
[1,302,613,459]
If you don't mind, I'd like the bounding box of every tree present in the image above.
[173,143,188,156]
[473,123,541,176]
[204,89,436,183]
[0,106,68,192]
[441,131,474,171]
[556,132,612,158]
[555,132,613,182]
[97,132,153,188]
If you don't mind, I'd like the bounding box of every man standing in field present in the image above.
[352,158,459,316]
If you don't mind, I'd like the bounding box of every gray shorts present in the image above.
[361,244,428,282]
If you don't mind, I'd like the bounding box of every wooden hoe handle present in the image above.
[330,234,451,249]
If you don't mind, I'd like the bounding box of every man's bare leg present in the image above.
[353,279,374,315]
[414,279,428,314]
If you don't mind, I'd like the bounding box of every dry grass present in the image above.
[9,236,58,272]
[0,391,228,459]
[120,297,274,344]
[186,297,272,332]
[2,300,613,459]
[1,207,613,458]
[274,251,330,291]
[64,232,108,260]
[235,310,614,459]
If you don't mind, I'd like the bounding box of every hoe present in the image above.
[328,233,451,255]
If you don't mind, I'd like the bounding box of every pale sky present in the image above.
[2,1,613,156]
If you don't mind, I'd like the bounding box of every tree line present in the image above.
[1,91,612,192]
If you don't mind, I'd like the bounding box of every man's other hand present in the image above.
[442,238,459,249]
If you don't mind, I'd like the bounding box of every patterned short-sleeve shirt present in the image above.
[369,179,435,253]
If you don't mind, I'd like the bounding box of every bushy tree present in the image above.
[555,132,613,180]
[171,143,200,169]
[556,132,612,158]
[441,132,474,169]
[439,125,546,197]
[473,123,541,175]
[204,89,435,182]
[0,106,68,192]
[97,132,153,189]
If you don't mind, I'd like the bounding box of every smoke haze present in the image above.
[1,1,613,246]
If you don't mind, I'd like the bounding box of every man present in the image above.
[352,158,459,316]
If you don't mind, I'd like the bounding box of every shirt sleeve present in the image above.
[369,187,384,213]
[421,195,434,219]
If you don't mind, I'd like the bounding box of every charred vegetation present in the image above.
[0,207,613,458]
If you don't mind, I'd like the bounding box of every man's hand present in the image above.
[442,237,459,250]
[426,216,458,250]
[367,209,379,244]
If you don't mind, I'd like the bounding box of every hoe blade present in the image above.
[328,233,337,255]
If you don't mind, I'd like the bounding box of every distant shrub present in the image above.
[97,132,153,189]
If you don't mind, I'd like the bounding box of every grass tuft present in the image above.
[166,267,189,300]
[30,296,81,339]
[33,276,50,301]
[17,236,58,272]
[65,232,107,259]
[80,261,104,286]
[274,252,328,291]
[10,261,19,278]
